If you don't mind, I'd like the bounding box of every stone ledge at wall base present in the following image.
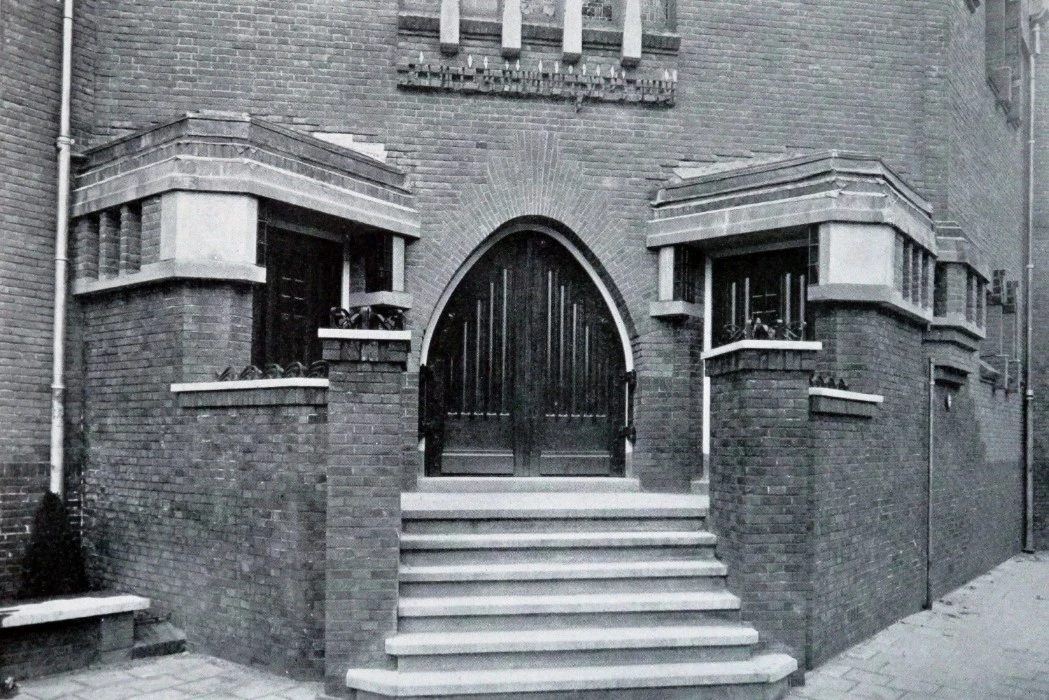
[0,595,150,681]
[171,379,330,408]
[808,388,883,419]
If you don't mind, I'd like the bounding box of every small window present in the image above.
[253,223,343,367]
[711,247,812,347]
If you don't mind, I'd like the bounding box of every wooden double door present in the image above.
[423,232,626,476]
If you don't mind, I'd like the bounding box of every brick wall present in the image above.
[78,282,327,679]
[707,304,1023,670]
[0,0,62,599]
[61,0,1028,492]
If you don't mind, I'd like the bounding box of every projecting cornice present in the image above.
[647,151,935,253]
[72,112,420,238]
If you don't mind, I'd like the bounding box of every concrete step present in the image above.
[399,590,740,618]
[413,477,641,492]
[400,531,717,565]
[388,625,759,671]
[399,560,727,596]
[399,609,742,633]
[345,655,797,698]
[403,516,707,534]
[401,491,708,520]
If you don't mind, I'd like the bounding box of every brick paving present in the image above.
[788,553,1049,700]
[14,654,322,700]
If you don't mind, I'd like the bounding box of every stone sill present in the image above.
[702,339,822,361]
[73,260,266,296]
[398,12,681,54]
[649,300,702,320]
[808,387,883,419]
[0,595,150,629]
[171,379,329,408]
[318,329,412,342]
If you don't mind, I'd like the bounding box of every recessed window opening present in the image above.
[711,246,813,347]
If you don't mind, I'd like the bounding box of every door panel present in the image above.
[425,232,624,476]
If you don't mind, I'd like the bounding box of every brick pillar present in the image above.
[706,344,815,670]
[322,331,413,695]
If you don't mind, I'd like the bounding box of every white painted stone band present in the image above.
[171,379,329,393]
[318,329,412,342]
[808,387,884,404]
[0,594,150,628]
[701,339,823,361]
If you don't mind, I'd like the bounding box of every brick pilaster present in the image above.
[322,333,413,695]
[706,345,815,670]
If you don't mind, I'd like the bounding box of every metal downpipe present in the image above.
[49,0,75,497]
[1024,13,1046,553]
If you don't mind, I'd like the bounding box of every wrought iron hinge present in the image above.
[624,370,637,389]
[620,423,637,442]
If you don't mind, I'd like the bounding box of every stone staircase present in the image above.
[345,477,796,699]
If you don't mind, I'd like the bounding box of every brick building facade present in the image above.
[3,0,1049,697]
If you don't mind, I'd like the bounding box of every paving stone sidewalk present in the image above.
[788,553,1049,700]
[13,653,323,700]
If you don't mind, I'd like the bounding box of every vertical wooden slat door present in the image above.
[425,232,624,476]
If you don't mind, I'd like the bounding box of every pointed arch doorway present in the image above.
[421,229,628,477]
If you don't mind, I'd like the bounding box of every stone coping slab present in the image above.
[701,339,822,361]
[171,378,329,393]
[0,594,149,628]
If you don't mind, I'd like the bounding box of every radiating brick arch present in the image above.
[420,219,634,373]
[411,130,637,345]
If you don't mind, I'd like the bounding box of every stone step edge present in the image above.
[398,591,740,617]
[400,531,717,550]
[400,560,727,582]
[413,477,641,493]
[345,655,798,696]
[386,625,759,655]
[401,492,708,520]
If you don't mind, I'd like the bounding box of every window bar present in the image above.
[743,277,750,326]
[730,281,737,331]
[902,243,912,302]
[784,272,792,325]
[799,274,806,337]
